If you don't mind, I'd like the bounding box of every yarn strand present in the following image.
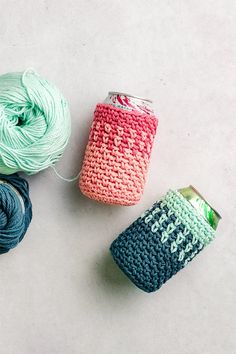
[51,165,80,182]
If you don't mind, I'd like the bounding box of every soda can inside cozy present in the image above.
[110,186,221,292]
[79,92,157,205]
[79,92,158,205]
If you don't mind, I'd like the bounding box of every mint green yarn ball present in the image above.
[0,70,71,174]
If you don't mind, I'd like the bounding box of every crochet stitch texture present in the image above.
[79,104,158,205]
[110,190,215,292]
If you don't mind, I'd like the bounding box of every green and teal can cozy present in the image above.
[110,188,221,293]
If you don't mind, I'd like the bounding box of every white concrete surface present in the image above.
[0,1,235,353]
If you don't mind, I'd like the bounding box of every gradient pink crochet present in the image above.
[79,104,158,205]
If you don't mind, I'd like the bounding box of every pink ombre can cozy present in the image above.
[79,92,158,205]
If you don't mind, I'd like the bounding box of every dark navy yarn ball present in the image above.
[0,173,32,254]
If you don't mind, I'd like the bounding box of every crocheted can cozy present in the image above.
[110,190,216,292]
[79,104,158,205]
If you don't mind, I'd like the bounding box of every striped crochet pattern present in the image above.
[110,190,216,292]
[79,104,158,205]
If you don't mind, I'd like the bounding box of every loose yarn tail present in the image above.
[51,165,80,182]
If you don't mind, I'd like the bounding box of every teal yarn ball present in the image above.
[0,70,71,174]
[0,173,32,254]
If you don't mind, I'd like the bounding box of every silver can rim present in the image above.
[108,91,153,104]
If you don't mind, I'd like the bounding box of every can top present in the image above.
[179,185,221,230]
[105,92,154,115]
[108,92,153,104]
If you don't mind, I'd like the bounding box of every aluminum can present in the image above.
[104,91,154,115]
[179,185,221,230]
